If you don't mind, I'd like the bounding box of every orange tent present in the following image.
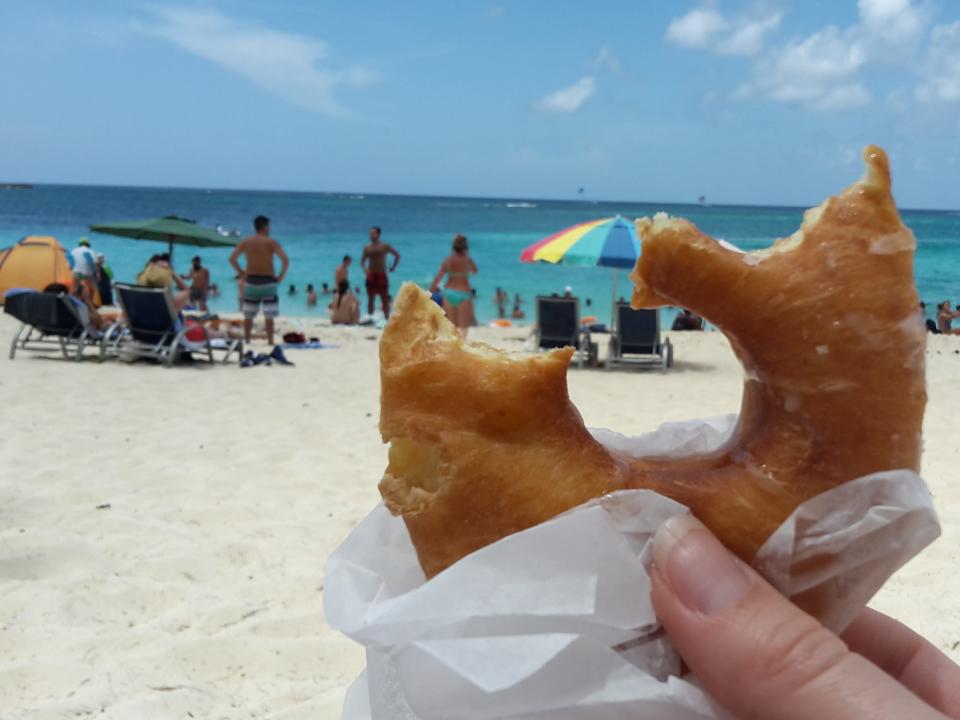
[0,236,74,303]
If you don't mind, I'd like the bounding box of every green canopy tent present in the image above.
[89,216,238,260]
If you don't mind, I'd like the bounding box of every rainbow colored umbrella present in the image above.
[520,216,639,268]
[520,216,640,317]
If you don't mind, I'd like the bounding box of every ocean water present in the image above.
[1,184,958,325]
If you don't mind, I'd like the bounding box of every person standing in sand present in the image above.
[70,239,99,303]
[229,215,289,345]
[360,227,400,318]
[430,234,478,337]
[494,287,508,319]
[335,255,352,297]
[186,256,211,312]
[95,252,114,307]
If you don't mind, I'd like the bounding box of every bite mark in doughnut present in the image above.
[378,146,926,582]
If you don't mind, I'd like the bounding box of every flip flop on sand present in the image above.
[240,349,291,368]
[270,345,295,366]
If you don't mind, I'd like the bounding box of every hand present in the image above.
[651,515,960,720]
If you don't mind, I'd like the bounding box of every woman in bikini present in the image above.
[430,234,478,337]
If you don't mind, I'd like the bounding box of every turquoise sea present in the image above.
[2,184,958,324]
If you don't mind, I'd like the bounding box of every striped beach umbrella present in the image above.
[520,216,640,319]
[519,216,639,268]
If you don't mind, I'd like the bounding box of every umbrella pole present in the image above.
[611,269,618,328]
[168,236,174,261]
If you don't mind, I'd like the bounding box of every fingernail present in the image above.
[653,514,752,615]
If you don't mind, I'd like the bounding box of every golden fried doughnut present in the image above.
[378,146,925,582]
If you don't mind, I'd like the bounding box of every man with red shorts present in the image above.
[360,226,400,318]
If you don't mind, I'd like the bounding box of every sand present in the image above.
[1,313,958,719]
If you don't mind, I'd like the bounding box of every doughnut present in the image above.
[378,146,926,583]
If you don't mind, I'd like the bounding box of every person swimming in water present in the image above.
[430,233,478,337]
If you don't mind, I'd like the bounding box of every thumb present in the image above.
[650,515,947,720]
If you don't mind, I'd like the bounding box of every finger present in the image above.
[843,607,960,718]
[651,515,949,720]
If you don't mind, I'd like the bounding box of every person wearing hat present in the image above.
[70,238,99,304]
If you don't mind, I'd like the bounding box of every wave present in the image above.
[506,202,537,208]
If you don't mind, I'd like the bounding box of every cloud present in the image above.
[810,83,872,111]
[488,4,506,18]
[916,21,960,102]
[594,46,621,73]
[138,7,374,116]
[669,0,937,112]
[858,0,930,50]
[666,7,780,56]
[747,26,866,104]
[717,13,782,56]
[666,9,729,50]
[534,76,596,113]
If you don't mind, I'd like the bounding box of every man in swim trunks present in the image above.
[229,215,290,345]
[186,255,211,312]
[360,226,400,318]
[335,255,352,297]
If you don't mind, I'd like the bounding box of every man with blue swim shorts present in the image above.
[230,215,290,346]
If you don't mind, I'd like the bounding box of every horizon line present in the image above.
[3,180,958,215]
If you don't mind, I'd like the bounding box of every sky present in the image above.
[1,0,959,208]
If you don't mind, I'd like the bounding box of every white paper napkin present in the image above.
[326,415,940,719]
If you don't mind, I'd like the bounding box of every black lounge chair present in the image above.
[114,283,243,367]
[5,289,119,361]
[534,295,595,368]
[607,302,673,371]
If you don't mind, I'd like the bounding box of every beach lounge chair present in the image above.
[114,283,243,367]
[607,302,673,371]
[534,295,596,368]
[5,289,119,361]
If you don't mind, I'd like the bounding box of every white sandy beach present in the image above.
[1,314,958,719]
